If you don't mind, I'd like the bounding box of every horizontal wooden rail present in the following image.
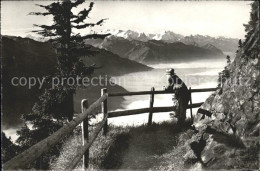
[190,88,218,93]
[108,88,217,97]
[3,94,108,170]
[108,90,172,97]
[65,114,108,170]
[108,102,203,118]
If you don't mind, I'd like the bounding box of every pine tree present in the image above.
[16,0,109,169]
[2,132,21,163]
[238,39,242,48]
[226,55,231,65]
[217,71,223,88]
[243,1,259,40]
[218,55,232,88]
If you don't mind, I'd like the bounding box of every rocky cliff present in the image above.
[184,2,259,169]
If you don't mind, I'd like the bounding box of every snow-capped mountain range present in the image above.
[102,29,184,42]
[99,29,239,52]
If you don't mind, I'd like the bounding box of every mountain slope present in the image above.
[181,35,239,53]
[82,47,151,76]
[2,36,58,129]
[100,37,225,64]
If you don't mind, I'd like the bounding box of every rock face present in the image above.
[185,2,259,169]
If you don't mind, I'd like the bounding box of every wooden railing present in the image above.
[3,92,108,170]
[107,87,217,97]
[3,87,217,170]
[107,87,217,124]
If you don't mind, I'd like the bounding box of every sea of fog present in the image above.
[108,60,226,126]
[4,59,227,142]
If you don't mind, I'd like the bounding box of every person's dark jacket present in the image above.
[165,74,190,98]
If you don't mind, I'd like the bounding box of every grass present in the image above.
[49,119,193,170]
[49,124,130,170]
[101,120,193,170]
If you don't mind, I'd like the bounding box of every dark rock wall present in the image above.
[184,2,259,169]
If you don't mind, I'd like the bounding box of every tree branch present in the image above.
[71,2,94,24]
[81,33,111,40]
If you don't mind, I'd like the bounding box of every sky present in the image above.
[1,1,252,39]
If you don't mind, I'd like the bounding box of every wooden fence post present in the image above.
[148,87,155,126]
[189,87,193,120]
[101,88,108,135]
[81,99,89,169]
[36,156,42,170]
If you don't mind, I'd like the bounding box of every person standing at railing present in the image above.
[164,68,191,125]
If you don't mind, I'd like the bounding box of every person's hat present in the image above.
[166,68,175,75]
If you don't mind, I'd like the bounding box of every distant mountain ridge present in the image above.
[98,29,239,52]
[87,34,225,64]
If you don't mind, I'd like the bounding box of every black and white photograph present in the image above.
[1,0,259,170]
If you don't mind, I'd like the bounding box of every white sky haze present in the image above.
[1,0,252,39]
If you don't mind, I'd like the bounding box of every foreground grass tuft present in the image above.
[50,120,193,170]
[49,124,130,170]
[101,120,193,170]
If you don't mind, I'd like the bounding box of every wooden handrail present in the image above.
[190,88,217,93]
[108,90,173,97]
[3,94,108,170]
[108,88,217,97]
[108,102,203,118]
[65,114,108,170]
